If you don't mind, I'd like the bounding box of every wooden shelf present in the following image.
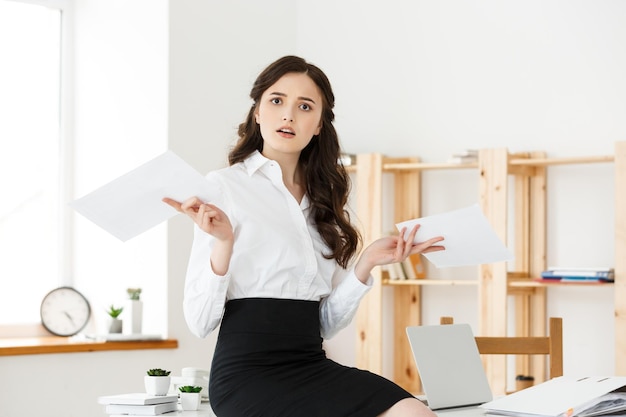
[0,336,178,356]
[354,143,626,396]
[383,278,616,288]
[382,279,478,286]
[345,160,478,173]
[382,161,478,171]
[509,155,614,166]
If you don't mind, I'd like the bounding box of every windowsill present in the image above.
[0,336,178,356]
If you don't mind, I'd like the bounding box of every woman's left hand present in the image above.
[354,224,444,283]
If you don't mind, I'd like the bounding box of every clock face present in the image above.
[40,286,91,337]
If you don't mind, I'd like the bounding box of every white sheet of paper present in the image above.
[70,151,216,242]
[396,204,513,268]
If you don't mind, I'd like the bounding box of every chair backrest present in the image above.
[439,316,564,380]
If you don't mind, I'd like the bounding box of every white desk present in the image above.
[105,402,215,416]
[157,402,485,416]
[436,405,485,416]
[105,400,485,416]
[168,402,216,416]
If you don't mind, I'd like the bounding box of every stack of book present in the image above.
[385,252,426,281]
[338,153,356,166]
[537,267,614,283]
[98,393,179,416]
[447,149,478,164]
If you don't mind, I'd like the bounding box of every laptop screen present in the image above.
[406,323,493,410]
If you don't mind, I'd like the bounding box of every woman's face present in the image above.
[255,72,323,161]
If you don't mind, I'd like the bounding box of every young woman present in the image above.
[164,55,445,417]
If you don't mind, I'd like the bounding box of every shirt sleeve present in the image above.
[182,172,231,338]
[183,224,231,338]
[319,266,373,339]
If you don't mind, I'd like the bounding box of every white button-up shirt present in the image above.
[183,151,372,340]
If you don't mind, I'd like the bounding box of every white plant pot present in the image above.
[123,299,143,334]
[144,375,171,396]
[108,318,123,334]
[180,392,201,411]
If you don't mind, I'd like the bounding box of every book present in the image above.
[447,149,478,164]
[402,257,417,279]
[535,277,614,284]
[392,262,406,280]
[98,393,178,406]
[480,375,626,417]
[104,401,178,416]
[544,267,613,276]
[338,153,356,166]
[407,253,426,279]
[540,268,614,282]
[384,264,401,280]
[559,277,614,283]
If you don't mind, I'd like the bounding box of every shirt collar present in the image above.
[242,150,311,210]
[243,150,271,176]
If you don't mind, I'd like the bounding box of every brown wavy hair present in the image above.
[229,56,360,268]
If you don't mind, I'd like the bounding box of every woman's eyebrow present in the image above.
[299,96,316,105]
[269,91,316,105]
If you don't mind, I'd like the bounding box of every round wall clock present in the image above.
[40,286,91,337]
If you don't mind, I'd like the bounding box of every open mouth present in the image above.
[277,128,295,137]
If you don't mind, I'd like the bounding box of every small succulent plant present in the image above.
[146,368,171,377]
[127,288,142,300]
[178,385,203,393]
[107,305,124,319]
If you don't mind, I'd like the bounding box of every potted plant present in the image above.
[106,305,124,333]
[178,385,203,410]
[144,368,171,396]
[127,288,142,300]
[124,287,143,334]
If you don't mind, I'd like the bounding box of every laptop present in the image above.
[406,323,493,411]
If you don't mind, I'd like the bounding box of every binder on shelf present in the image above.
[407,253,426,279]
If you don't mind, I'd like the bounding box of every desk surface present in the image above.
[436,405,485,416]
[145,403,214,416]
[152,402,485,417]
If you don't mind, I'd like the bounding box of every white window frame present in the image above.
[1,0,73,337]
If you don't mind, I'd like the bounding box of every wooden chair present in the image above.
[439,316,564,383]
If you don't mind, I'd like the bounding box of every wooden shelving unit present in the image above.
[353,142,626,396]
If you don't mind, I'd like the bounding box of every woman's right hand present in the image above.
[163,197,234,275]
[163,197,233,242]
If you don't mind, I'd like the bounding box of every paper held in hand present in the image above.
[396,204,514,268]
[70,151,216,242]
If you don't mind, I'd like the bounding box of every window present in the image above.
[0,0,67,327]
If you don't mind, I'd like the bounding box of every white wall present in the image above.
[0,1,295,416]
[70,0,169,340]
[165,0,299,393]
[0,1,171,416]
[1,1,625,416]
[299,0,626,381]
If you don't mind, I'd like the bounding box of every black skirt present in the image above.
[208,298,414,417]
